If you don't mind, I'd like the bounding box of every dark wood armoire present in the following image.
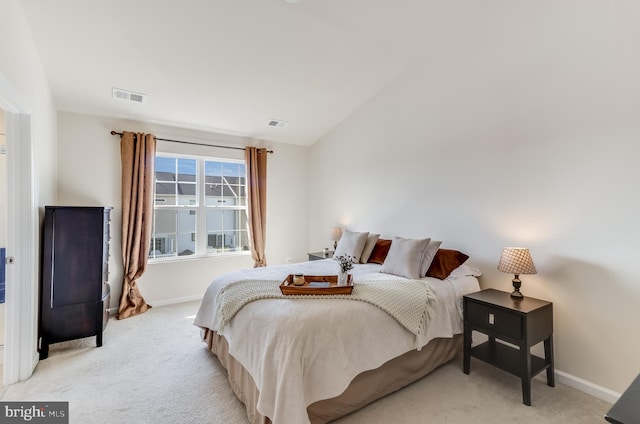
[39,206,112,359]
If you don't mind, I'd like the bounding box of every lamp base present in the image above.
[510,289,524,299]
[510,274,523,299]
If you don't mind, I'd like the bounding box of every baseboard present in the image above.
[148,295,203,308]
[107,295,203,315]
[31,351,39,374]
[535,369,620,404]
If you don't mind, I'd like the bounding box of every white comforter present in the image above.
[194,259,481,424]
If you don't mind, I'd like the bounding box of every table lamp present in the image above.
[330,227,343,250]
[497,247,537,299]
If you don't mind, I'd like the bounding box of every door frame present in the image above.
[0,74,38,385]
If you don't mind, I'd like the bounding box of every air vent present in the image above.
[268,119,288,128]
[112,88,146,103]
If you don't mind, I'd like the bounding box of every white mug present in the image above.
[293,273,305,286]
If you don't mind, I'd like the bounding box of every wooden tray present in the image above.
[280,274,353,295]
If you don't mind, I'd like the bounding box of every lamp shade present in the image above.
[330,227,343,242]
[497,247,537,275]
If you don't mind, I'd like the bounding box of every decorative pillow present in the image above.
[367,239,392,264]
[426,249,470,280]
[359,233,380,263]
[420,240,442,277]
[333,230,369,263]
[380,236,431,279]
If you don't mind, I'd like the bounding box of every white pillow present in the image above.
[359,233,380,263]
[380,236,431,279]
[333,230,369,263]
[420,240,442,277]
[448,264,483,279]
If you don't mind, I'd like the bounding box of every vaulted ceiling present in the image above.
[20,0,480,145]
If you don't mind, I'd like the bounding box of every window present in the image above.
[148,154,249,261]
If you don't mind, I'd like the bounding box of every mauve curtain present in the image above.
[118,131,156,319]
[245,147,268,267]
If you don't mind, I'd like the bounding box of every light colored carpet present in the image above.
[1,301,611,423]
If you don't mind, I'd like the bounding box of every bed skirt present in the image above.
[204,329,462,424]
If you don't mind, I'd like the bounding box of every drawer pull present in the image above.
[489,313,495,325]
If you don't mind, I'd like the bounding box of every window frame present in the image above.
[148,152,250,263]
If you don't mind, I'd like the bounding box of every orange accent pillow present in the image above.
[367,239,392,264]
[426,249,469,279]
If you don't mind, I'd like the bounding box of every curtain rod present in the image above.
[110,131,273,154]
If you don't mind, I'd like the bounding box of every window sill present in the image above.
[148,250,251,264]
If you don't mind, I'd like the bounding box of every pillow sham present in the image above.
[333,230,369,263]
[380,236,430,279]
[426,249,470,280]
[448,264,482,279]
[420,240,442,277]
[359,233,380,263]
[367,239,392,264]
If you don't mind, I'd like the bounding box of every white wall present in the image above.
[0,0,58,373]
[57,111,309,308]
[309,1,640,396]
[0,0,58,210]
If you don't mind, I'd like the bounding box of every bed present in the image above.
[194,238,481,424]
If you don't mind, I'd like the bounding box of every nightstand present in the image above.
[463,288,554,406]
[308,251,333,261]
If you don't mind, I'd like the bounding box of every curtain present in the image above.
[118,132,156,319]
[245,146,268,267]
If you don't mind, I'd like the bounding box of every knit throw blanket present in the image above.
[213,279,437,350]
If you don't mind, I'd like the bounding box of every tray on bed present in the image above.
[280,274,353,295]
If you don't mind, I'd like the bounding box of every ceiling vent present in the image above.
[267,119,288,128]
[112,88,146,103]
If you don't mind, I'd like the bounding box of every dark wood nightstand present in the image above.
[308,251,333,261]
[463,288,554,406]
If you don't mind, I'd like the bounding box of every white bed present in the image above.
[194,258,481,424]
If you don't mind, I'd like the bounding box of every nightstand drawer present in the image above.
[466,301,522,340]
